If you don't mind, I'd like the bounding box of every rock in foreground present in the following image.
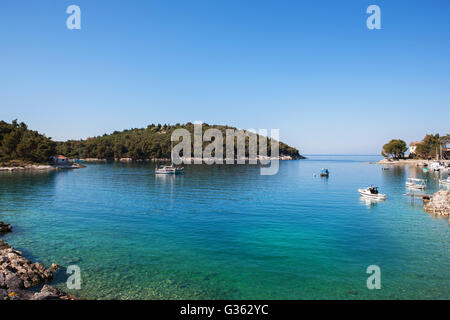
[0,222,12,235]
[424,190,450,217]
[0,222,74,300]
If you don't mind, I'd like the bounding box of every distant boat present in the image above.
[358,186,386,200]
[320,168,329,177]
[406,178,426,190]
[155,165,184,174]
[430,161,445,171]
[155,140,185,174]
[439,177,450,186]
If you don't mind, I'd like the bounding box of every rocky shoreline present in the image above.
[80,154,305,163]
[0,222,74,300]
[370,159,450,166]
[424,190,450,217]
[0,163,86,172]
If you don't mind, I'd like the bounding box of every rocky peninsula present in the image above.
[0,222,73,300]
[424,190,450,217]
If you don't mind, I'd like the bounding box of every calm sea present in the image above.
[0,155,449,299]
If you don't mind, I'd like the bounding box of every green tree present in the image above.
[55,123,303,161]
[415,134,440,159]
[0,120,56,164]
[381,139,408,159]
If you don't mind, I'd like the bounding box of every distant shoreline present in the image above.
[80,155,306,163]
[0,163,85,172]
[369,159,450,166]
[0,155,304,171]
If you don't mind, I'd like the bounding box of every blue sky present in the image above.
[1,0,449,154]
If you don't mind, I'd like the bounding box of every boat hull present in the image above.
[155,168,184,174]
[155,170,183,174]
[358,189,386,200]
[406,183,425,190]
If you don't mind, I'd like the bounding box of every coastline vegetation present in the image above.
[0,120,303,165]
[56,123,303,160]
[0,120,56,166]
[381,139,408,159]
[413,134,449,159]
[382,134,449,160]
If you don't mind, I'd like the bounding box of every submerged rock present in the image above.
[0,222,12,235]
[424,190,450,217]
[31,284,72,300]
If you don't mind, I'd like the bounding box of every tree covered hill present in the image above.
[0,120,56,165]
[56,123,304,160]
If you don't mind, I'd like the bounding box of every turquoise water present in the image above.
[0,155,449,299]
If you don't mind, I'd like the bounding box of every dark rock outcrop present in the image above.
[0,222,12,235]
[0,222,73,300]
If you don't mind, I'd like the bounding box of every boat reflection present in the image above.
[155,172,176,183]
[359,196,385,208]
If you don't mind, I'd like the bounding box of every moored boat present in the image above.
[430,162,446,171]
[439,177,450,186]
[358,186,386,200]
[155,165,184,174]
[406,178,426,190]
[320,168,329,177]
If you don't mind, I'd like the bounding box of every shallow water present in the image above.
[0,156,449,299]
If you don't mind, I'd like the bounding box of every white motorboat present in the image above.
[358,186,386,200]
[406,178,426,189]
[439,177,450,186]
[155,165,184,174]
[429,162,446,171]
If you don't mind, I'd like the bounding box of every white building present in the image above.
[409,142,421,155]
[50,155,69,164]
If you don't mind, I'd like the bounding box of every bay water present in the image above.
[0,155,448,299]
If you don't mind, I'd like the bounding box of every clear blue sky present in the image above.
[1,0,449,154]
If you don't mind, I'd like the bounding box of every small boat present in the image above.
[406,178,426,189]
[429,162,445,171]
[155,165,184,174]
[320,168,329,177]
[358,186,386,200]
[439,177,450,186]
